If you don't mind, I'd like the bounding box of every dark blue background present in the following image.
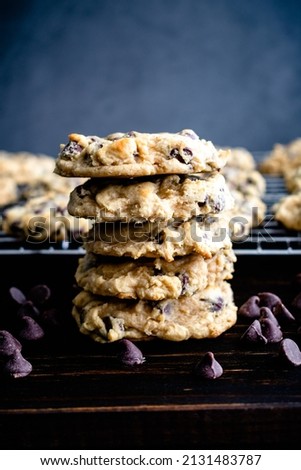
[1,0,301,155]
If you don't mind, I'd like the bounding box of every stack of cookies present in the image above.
[54,129,237,343]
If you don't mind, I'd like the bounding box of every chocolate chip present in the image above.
[161,302,172,315]
[2,350,32,378]
[76,185,89,199]
[170,148,181,159]
[258,292,282,310]
[240,319,267,344]
[151,300,172,316]
[178,129,199,140]
[279,338,301,367]
[170,219,182,228]
[238,296,260,319]
[154,231,164,244]
[242,292,295,325]
[102,316,113,332]
[0,330,22,357]
[246,176,256,185]
[118,339,145,366]
[195,352,223,379]
[56,206,66,216]
[148,300,159,310]
[28,285,51,306]
[124,131,137,138]
[82,153,93,165]
[213,197,225,212]
[17,301,40,320]
[179,273,189,295]
[259,307,279,326]
[33,208,43,215]
[169,148,192,164]
[211,297,224,312]
[60,141,83,158]
[89,136,100,143]
[102,315,124,338]
[153,268,162,276]
[9,287,26,305]
[17,316,45,341]
[198,200,207,208]
[273,302,295,323]
[183,147,193,157]
[261,318,283,343]
[203,215,218,226]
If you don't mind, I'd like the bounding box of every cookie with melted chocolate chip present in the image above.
[75,248,236,300]
[54,130,230,178]
[67,172,233,222]
[72,281,237,342]
[83,214,232,262]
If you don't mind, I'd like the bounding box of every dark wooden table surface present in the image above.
[1,254,301,450]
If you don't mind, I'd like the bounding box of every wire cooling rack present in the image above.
[232,174,301,255]
[1,154,300,256]
[232,152,301,255]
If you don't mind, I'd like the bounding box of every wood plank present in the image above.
[0,255,301,449]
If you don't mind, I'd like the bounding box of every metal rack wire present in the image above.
[233,174,301,255]
[0,231,85,255]
[1,161,301,256]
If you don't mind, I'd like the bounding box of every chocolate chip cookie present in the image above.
[284,167,301,193]
[0,178,19,207]
[54,130,230,178]
[72,281,237,342]
[223,146,256,171]
[2,193,91,242]
[75,248,236,300]
[0,150,55,183]
[259,138,301,175]
[272,193,301,231]
[68,172,233,222]
[83,215,232,261]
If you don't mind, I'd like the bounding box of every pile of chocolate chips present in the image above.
[2,282,301,381]
[0,285,62,378]
[239,291,301,366]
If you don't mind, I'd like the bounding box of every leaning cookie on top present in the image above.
[55,129,238,342]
